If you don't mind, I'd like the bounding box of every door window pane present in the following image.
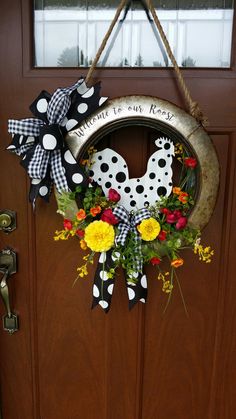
[34,1,234,68]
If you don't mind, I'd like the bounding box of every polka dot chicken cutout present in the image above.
[89,137,175,211]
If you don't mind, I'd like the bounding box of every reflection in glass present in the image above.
[34,1,234,68]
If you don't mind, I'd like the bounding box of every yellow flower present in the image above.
[158,272,172,293]
[84,220,115,252]
[194,243,214,263]
[77,263,88,278]
[80,239,87,250]
[171,258,184,268]
[137,218,161,241]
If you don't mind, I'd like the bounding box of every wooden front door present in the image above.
[1,1,236,418]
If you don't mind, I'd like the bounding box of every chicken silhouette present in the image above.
[89,137,175,212]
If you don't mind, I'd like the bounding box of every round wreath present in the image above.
[54,95,219,312]
[7,82,219,313]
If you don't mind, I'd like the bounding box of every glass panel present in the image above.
[34,0,234,68]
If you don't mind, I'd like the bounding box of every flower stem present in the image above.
[173,269,189,317]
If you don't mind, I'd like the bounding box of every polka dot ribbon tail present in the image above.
[92,206,151,312]
[7,78,108,205]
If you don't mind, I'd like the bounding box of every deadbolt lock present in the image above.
[0,210,16,233]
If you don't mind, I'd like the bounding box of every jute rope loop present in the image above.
[85,0,208,127]
[85,0,127,85]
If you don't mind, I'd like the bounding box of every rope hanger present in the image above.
[85,0,208,127]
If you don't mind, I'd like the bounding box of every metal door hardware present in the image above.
[0,248,18,334]
[0,210,16,233]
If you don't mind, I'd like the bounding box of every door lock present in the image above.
[0,210,16,233]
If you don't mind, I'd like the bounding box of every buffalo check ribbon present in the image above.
[7,78,108,205]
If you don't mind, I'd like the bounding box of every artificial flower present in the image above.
[150,257,161,265]
[108,188,121,202]
[76,229,85,238]
[171,258,184,268]
[63,219,73,230]
[80,159,89,166]
[77,263,88,277]
[158,272,173,293]
[172,187,181,195]
[101,208,119,225]
[166,213,177,224]
[137,218,161,241]
[161,207,171,215]
[178,192,188,204]
[173,209,182,219]
[175,216,187,230]
[90,206,102,217]
[158,230,167,241]
[184,157,197,169]
[76,209,86,220]
[194,243,214,263]
[84,220,115,252]
[80,239,87,250]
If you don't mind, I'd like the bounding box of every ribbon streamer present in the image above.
[92,206,150,312]
[7,78,108,204]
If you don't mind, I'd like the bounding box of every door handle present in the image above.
[0,248,18,334]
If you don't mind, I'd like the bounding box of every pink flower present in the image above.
[108,188,121,202]
[101,208,119,225]
[175,216,187,230]
[166,213,177,224]
[63,219,73,230]
[173,210,182,219]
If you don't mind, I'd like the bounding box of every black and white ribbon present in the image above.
[7,78,108,204]
[92,206,151,312]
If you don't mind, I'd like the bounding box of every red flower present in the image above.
[158,230,167,241]
[150,257,161,266]
[108,188,121,202]
[175,216,187,230]
[63,219,73,230]
[161,207,171,216]
[184,157,197,169]
[166,213,177,224]
[101,208,119,225]
[76,229,85,238]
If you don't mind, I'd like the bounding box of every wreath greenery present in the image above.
[54,143,214,312]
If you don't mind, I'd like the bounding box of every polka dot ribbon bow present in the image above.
[7,78,107,205]
[92,206,150,313]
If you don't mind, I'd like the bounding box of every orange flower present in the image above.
[172,187,181,195]
[80,239,87,250]
[90,206,102,217]
[178,192,188,204]
[76,209,86,220]
[171,258,184,268]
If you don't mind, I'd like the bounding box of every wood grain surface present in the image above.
[0,1,236,418]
